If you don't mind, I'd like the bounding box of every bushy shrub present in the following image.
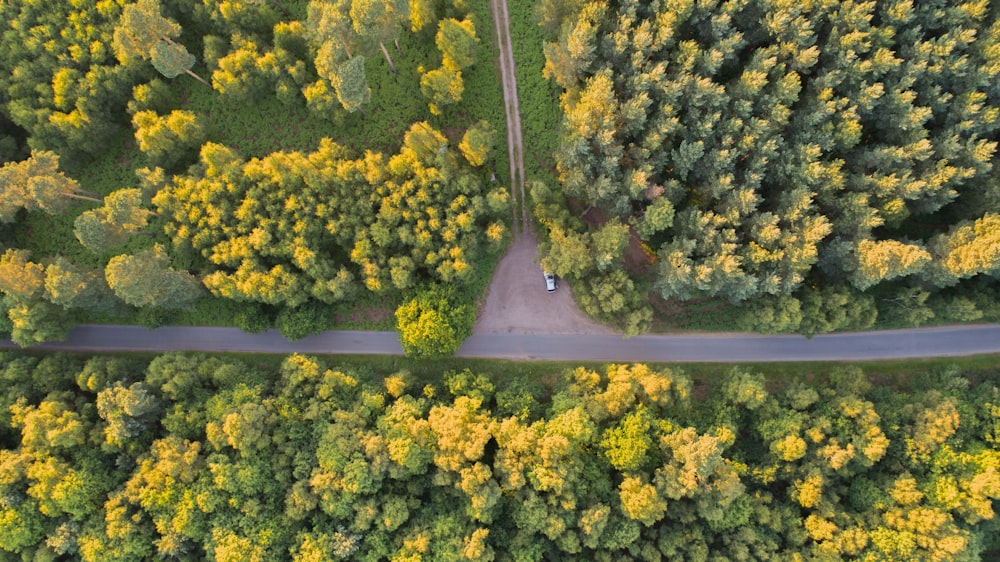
[235,302,274,334]
[276,303,334,341]
[395,284,474,358]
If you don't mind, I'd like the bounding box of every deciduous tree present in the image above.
[458,120,494,167]
[395,284,473,358]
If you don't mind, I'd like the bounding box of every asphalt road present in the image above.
[3,324,1000,362]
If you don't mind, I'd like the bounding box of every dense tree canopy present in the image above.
[542,0,1000,333]
[0,1,139,162]
[154,122,508,307]
[0,0,501,345]
[0,352,998,560]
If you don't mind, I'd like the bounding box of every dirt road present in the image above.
[478,0,611,335]
[474,233,614,334]
[489,0,528,233]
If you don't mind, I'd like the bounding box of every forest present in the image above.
[0,351,997,560]
[0,0,505,352]
[5,0,1000,343]
[536,0,1000,334]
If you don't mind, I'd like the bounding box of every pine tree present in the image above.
[458,120,495,167]
[45,258,121,314]
[0,151,101,221]
[105,244,204,309]
[349,0,409,74]
[436,18,478,71]
[329,56,371,115]
[112,0,208,84]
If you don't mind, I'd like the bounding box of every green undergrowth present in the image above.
[651,297,746,333]
[651,293,1000,335]
[507,0,561,187]
[455,1,509,185]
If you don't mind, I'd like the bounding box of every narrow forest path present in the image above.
[477,0,612,335]
[489,0,528,234]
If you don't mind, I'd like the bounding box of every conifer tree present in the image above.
[105,244,204,310]
[329,56,371,115]
[113,0,208,84]
[0,151,101,221]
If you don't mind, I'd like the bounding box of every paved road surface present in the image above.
[3,324,999,362]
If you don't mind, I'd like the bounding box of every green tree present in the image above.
[75,189,157,254]
[45,258,121,314]
[0,150,101,221]
[420,65,463,115]
[211,35,272,100]
[74,210,129,255]
[436,18,478,71]
[799,285,878,336]
[329,56,371,115]
[7,299,76,347]
[458,120,495,167]
[395,284,474,358]
[307,0,358,60]
[350,0,409,73]
[880,286,935,328]
[112,0,209,84]
[132,110,206,168]
[97,382,160,449]
[0,0,135,160]
[150,40,199,81]
[105,244,204,310]
[276,303,334,341]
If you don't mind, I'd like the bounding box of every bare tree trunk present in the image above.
[160,36,211,86]
[186,69,211,86]
[61,192,103,204]
[340,34,353,59]
[357,106,367,117]
[379,42,397,73]
[394,38,401,53]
